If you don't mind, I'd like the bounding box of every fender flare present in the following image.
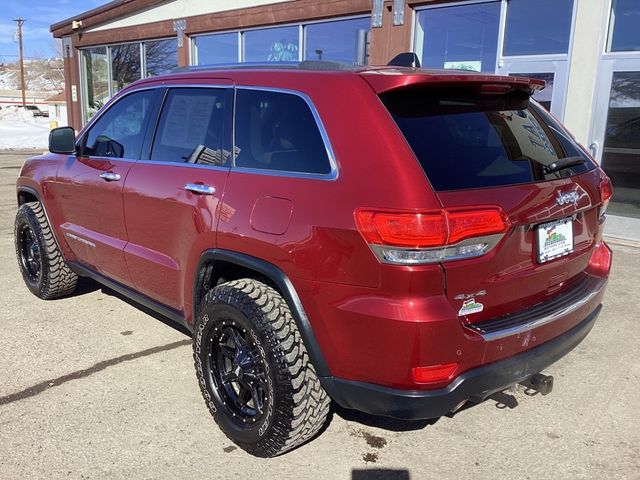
[193,249,330,377]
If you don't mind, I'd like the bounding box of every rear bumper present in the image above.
[320,304,601,420]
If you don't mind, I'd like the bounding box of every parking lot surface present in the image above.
[1,151,638,480]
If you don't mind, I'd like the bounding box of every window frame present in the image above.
[78,86,163,161]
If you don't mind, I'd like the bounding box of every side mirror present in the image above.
[49,127,76,154]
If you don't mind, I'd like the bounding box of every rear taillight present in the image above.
[355,207,510,265]
[599,173,613,221]
[588,241,612,277]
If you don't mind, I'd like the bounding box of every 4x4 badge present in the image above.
[458,298,484,316]
[556,190,579,206]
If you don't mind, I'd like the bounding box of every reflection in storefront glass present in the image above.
[414,2,500,73]
[195,33,239,65]
[602,71,640,218]
[304,18,370,64]
[510,73,554,111]
[145,39,177,77]
[82,47,109,122]
[111,43,142,93]
[504,0,573,56]
[608,0,640,52]
[243,26,299,62]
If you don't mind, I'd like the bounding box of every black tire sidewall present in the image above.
[194,298,279,446]
[14,205,49,297]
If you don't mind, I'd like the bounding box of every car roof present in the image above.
[132,61,545,95]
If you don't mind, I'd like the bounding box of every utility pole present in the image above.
[13,18,26,107]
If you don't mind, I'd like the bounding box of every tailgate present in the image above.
[379,81,608,324]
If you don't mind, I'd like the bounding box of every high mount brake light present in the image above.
[355,207,510,265]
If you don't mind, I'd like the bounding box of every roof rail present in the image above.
[171,60,358,73]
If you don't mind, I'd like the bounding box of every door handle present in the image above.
[99,172,121,182]
[185,183,216,195]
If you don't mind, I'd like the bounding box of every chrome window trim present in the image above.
[99,83,339,180]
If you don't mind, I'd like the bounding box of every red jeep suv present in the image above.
[14,61,612,457]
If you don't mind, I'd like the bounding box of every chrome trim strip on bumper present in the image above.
[467,277,607,342]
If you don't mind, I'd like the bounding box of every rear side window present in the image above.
[151,88,230,166]
[84,89,156,159]
[381,87,595,191]
[234,89,331,175]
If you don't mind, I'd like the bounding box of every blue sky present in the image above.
[1,0,104,61]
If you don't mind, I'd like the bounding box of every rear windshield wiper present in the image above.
[543,156,586,174]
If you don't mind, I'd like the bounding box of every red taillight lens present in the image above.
[588,241,612,277]
[600,175,613,203]
[412,363,459,384]
[447,209,511,244]
[599,174,613,221]
[355,207,510,248]
[355,210,446,248]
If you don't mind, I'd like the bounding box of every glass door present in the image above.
[590,57,640,239]
[496,60,568,119]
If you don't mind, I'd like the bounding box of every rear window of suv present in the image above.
[381,86,596,191]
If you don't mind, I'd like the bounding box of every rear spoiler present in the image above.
[361,53,545,96]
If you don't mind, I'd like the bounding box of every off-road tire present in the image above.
[14,201,78,299]
[193,278,330,457]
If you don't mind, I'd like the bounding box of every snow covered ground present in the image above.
[0,107,54,150]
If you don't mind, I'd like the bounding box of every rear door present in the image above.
[381,84,605,324]
[52,88,160,285]
[122,85,233,311]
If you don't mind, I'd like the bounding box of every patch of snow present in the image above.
[0,106,51,149]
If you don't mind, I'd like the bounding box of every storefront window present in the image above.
[110,43,142,93]
[608,0,640,52]
[414,2,500,73]
[243,26,299,62]
[145,39,177,76]
[504,0,574,56]
[602,71,640,218]
[81,47,109,122]
[510,73,554,111]
[194,33,239,65]
[304,17,370,64]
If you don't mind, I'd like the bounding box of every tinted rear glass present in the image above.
[381,86,595,191]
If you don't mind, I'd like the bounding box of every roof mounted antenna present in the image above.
[387,52,421,68]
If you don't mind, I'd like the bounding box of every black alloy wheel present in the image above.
[210,320,270,425]
[18,223,41,284]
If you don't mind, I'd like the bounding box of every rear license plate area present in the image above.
[536,217,574,263]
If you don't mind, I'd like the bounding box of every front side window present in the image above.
[83,90,156,159]
[414,3,500,73]
[503,0,574,56]
[150,88,230,165]
[234,89,331,175]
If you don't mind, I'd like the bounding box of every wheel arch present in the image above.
[192,249,330,377]
[16,185,40,206]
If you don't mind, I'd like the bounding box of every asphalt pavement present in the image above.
[0,150,638,480]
